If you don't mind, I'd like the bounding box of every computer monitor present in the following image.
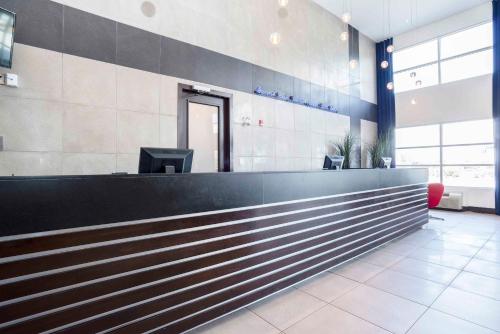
[323,155,344,170]
[138,148,193,174]
[380,157,392,169]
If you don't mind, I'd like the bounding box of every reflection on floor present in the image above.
[189,210,500,334]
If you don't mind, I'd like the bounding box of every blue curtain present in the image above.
[493,0,500,215]
[376,38,396,167]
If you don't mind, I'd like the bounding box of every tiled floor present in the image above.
[190,210,500,334]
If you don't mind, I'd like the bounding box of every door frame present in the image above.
[177,83,233,172]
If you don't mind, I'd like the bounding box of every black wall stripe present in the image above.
[0,0,377,123]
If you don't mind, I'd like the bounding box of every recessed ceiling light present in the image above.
[141,1,156,18]
[269,32,281,45]
[341,12,351,24]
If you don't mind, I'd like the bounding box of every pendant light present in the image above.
[340,0,350,41]
[269,32,281,45]
[278,0,288,7]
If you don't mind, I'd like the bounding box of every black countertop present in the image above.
[0,169,427,236]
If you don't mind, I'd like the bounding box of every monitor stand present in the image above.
[163,165,176,174]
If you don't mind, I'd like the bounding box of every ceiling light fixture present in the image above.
[269,32,281,45]
[278,0,289,7]
[341,12,351,23]
[340,31,349,41]
[411,98,417,105]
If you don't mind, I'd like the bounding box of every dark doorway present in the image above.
[178,84,232,172]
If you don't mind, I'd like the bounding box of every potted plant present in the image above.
[368,132,390,168]
[334,132,357,169]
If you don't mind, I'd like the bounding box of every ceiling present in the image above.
[313,0,490,42]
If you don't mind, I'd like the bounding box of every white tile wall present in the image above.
[0,44,373,175]
[117,66,160,114]
[62,54,117,108]
[0,44,62,101]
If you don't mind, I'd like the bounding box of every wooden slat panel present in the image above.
[162,221,426,334]
[0,206,426,323]
[0,192,426,280]
[103,219,428,334]
[0,184,428,334]
[0,184,426,257]
[0,199,426,303]
[1,213,426,334]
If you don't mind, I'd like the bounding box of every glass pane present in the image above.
[394,63,439,93]
[393,40,438,72]
[188,102,219,173]
[443,144,494,165]
[440,22,493,59]
[396,147,440,165]
[441,49,493,84]
[398,166,440,183]
[396,125,440,148]
[442,119,493,145]
[443,166,494,187]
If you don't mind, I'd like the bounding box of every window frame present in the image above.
[393,21,493,92]
[395,121,495,188]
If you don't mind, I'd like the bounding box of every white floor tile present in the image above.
[465,258,500,279]
[432,287,500,331]
[408,309,497,334]
[248,288,326,330]
[333,285,426,334]
[408,246,471,269]
[331,260,385,283]
[296,272,358,303]
[366,269,446,306]
[452,271,500,300]
[390,258,460,285]
[190,308,280,334]
[284,305,390,334]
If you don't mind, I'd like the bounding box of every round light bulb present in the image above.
[341,12,351,23]
[340,31,348,41]
[380,60,389,69]
[386,44,394,53]
[278,0,289,7]
[411,98,417,105]
[349,59,358,69]
[269,32,281,45]
[386,82,394,90]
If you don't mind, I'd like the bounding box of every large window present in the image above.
[396,119,494,187]
[393,22,492,92]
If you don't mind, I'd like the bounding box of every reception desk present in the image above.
[0,169,428,333]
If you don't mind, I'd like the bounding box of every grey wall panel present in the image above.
[63,6,117,63]
[0,0,63,52]
[116,23,161,73]
[2,0,378,129]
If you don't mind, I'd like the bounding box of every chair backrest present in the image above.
[428,183,445,209]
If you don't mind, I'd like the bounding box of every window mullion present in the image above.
[439,124,444,184]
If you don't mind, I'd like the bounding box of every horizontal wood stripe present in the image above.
[0,207,426,324]
[0,202,426,304]
[0,192,426,280]
[2,215,426,334]
[161,221,426,334]
[106,218,428,334]
[0,184,426,257]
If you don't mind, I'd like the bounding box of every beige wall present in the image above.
[50,0,376,104]
[0,0,378,176]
